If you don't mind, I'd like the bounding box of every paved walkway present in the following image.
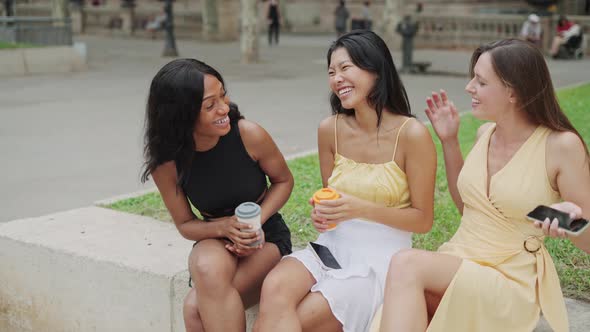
[0,34,588,330]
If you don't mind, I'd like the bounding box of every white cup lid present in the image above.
[235,202,261,219]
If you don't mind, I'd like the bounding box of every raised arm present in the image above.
[239,119,294,224]
[425,90,464,213]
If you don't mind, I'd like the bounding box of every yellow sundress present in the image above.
[372,124,568,331]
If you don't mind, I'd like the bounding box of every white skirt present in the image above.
[288,219,412,332]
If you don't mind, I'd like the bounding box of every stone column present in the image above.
[382,0,405,51]
[201,0,238,41]
[201,0,219,41]
[52,0,70,27]
[241,0,259,63]
[218,0,240,41]
[70,1,85,34]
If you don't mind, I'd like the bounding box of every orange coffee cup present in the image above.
[312,188,340,230]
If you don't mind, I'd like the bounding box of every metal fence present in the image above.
[0,17,72,46]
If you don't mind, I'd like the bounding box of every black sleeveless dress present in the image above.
[177,119,292,257]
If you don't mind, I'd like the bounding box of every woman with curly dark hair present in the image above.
[141,58,293,331]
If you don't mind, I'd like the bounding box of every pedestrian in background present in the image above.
[360,1,372,30]
[334,0,350,37]
[267,0,281,46]
[520,14,542,48]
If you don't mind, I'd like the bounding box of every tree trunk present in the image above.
[382,0,404,51]
[201,0,218,41]
[52,0,70,26]
[240,0,258,64]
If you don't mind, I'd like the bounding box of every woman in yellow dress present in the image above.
[373,38,590,331]
[254,30,437,332]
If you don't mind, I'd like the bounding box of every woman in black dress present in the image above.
[141,58,293,331]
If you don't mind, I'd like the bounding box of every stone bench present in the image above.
[0,206,259,332]
[2,206,588,331]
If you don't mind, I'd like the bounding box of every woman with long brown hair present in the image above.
[373,38,590,331]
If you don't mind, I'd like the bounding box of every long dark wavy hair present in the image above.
[141,59,243,185]
[327,30,413,128]
[471,39,589,161]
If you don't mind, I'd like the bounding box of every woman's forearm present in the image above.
[361,203,433,234]
[441,138,465,213]
[176,218,225,242]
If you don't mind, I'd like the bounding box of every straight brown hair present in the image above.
[470,39,589,161]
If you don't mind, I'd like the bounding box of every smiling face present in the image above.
[464,52,514,121]
[328,47,377,110]
[194,74,231,139]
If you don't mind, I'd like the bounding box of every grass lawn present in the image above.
[0,41,36,49]
[107,83,590,301]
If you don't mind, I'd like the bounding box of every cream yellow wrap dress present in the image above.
[372,124,569,332]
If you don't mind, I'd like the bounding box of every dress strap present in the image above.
[392,117,413,161]
[334,114,339,155]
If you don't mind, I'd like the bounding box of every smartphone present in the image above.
[308,242,342,270]
[526,205,590,236]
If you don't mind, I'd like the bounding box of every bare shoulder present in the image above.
[151,160,177,179]
[318,115,337,131]
[547,130,587,159]
[318,114,337,137]
[237,118,271,145]
[401,117,432,142]
[476,122,494,141]
[151,160,179,191]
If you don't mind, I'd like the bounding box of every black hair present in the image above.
[326,30,413,127]
[141,58,243,185]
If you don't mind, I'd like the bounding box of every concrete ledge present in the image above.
[0,49,26,76]
[2,205,587,331]
[0,206,260,332]
[0,45,86,77]
[0,207,192,332]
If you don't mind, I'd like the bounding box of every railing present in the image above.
[414,14,544,49]
[0,17,72,46]
[81,7,201,36]
[413,13,590,54]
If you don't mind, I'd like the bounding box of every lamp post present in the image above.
[162,0,178,57]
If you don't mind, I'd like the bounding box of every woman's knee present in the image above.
[387,249,422,282]
[190,249,234,290]
[259,269,288,302]
[259,267,304,308]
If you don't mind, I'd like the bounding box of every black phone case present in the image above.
[309,242,342,269]
[527,205,589,232]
